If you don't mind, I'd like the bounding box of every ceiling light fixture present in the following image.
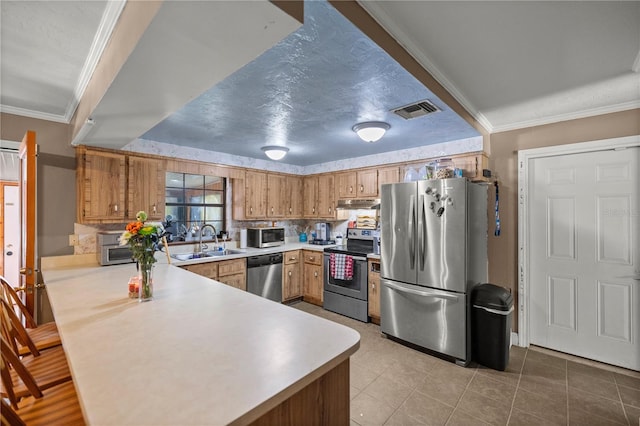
[352,121,390,143]
[261,145,289,160]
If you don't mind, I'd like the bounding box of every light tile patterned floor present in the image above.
[292,301,640,426]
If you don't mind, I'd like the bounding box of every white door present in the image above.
[529,147,639,370]
[3,185,20,287]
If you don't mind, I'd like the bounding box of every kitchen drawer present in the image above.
[284,250,301,265]
[218,272,246,291]
[218,258,246,277]
[302,250,322,266]
[181,263,218,280]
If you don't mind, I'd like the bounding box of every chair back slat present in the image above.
[1,336,43,408]
[0,276,36,328]
[0,298,40,357]
[0,398,27,426]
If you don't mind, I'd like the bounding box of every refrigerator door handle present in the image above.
[408,195,416,269]
[419,194,427,270]
[384,281,459,300]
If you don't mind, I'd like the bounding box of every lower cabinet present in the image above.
[302,250,323,306]
[180,258,246,291]
[283,250,302,302]
[217,258,246,291]
[180,262,218,280]
[368,260,381,324]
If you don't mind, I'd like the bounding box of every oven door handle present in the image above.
[324,253,367,262]
[383,281,458,300]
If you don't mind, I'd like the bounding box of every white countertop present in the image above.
[42,262,360,425]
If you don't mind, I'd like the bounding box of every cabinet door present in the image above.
[267,174,287,218]
[218,272,246,291]
[302,176,318,218]
[81,151,126,222]
[181,263,218,280]
[303,262,323,306]
[285,176,303,218]
[283,263,301,301]
[245,171,267,218]
[128,157,165,221]
[377,166,400,194]
[368,260,381,323]
[356,169,378,197]
[317,174,335,219]
[337,172,356,198]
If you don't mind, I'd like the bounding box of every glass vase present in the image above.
[138,263,154,302]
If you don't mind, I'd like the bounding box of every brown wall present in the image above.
[487,108,640,331]
[0,113,76,259]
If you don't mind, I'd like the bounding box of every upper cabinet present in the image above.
[267,174,287,218]
[337,167,396,200]
[304,175,335,219]
[77,149,126,223]
[77,148,166,223]
[244,171,267,219]
[127,157,165,221]
[285,176,303,218]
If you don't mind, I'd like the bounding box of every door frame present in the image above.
[517,134,640,348]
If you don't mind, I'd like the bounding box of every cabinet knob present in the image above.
[312,207,315,213]
[288,271,292,277]
[290,257,296,261]
[289,207,292,213]
[152,204,157,214]
[250,207,253,214]
[360,184,364,192]
[271,207,274,214]
[314,271,318,277]
[113,204,118,212]
[349,186,353,193]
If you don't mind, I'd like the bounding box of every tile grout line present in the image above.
[443,365,478,425]
[614,375,632,426]
[505,347,529,425]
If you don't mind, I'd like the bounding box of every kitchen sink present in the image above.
[171,249,247,261]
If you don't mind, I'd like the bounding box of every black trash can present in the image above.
[472,283,514,371]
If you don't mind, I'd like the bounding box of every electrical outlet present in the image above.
[68,234,79,246]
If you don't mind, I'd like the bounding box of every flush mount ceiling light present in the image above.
[261,145,289,160]
[352,121,390,143]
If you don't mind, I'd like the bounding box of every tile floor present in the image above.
[293,301,640,426]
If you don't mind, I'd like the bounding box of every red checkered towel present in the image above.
[330,253,353,280]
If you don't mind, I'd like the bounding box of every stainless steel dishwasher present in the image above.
[246,253,283,303]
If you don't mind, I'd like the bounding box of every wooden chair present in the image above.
[0,302,72,401]
[1,337,84,425]
[0,276,60,355]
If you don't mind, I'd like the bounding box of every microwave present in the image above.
[246,227,285,248]
[97,232,134,266]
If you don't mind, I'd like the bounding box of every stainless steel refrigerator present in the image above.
[380,178,487,365]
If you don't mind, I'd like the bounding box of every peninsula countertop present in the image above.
[42,262,360,425]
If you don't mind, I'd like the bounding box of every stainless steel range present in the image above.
[323,228,375,322]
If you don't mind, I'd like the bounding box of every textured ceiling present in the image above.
[139,0,479,166]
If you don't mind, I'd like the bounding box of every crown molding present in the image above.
[63,0,126,122]
[0,105,68,123]
[490,101,640,134]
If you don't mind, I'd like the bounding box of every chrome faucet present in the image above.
[197,224,218,253]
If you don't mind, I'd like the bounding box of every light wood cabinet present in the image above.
[285,176,303,218]
[356,169,378,197]
[78,150,126,222]
[267,174,287,218]
[367,260,381,324]
[217,258,246,291]
[337,172,357,198]
[302,250,323,306]
[127,156,165,221]
[244,171,267,219]
[283,250,302,302]
[180,262,218,280]
[316,174,335,219]
[377,166,400,194]
[337,169,380,199]
[302,176,318,218]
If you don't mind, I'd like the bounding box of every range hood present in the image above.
[336,199,381,210]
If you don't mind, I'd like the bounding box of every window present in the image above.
[164,172,225,242]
